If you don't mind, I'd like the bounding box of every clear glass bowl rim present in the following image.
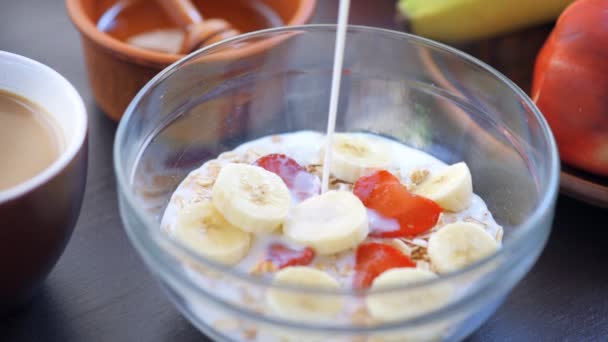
[113,25,560,298]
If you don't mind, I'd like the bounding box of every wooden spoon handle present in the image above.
[155,0,203,28]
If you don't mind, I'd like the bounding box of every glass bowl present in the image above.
[114,25,559,342]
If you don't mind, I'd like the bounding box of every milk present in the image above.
[161,130,503,285]
[321,0,351,193]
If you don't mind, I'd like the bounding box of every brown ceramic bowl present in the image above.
[66,0,317,121]
[0,51,88,314]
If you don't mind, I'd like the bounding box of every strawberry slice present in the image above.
[353,242,415,289]
[254,154,304,187]
[254,154,320,201]
[354,170,441,238]
[266,243,315,269]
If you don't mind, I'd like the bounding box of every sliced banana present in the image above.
[428,222,499,274]
[366,268,453,322]
[266,266,343,322]
[414,162,472,212]
[322,133,391,183]
[173,201,251,265]
[212,163,291,233]
[283,190,369,255]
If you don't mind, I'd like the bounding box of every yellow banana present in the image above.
[397,0,574,43]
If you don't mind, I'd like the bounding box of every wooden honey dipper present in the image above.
[155,0,240,54]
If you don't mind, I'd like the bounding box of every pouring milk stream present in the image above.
[321,0,351,193]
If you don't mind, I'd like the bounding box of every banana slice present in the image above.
[414,162,472,212]
[428,222,499,274]
[266,267,343,322]
[322,133,390,183]
[173,201,251,265]
[366,268,453,322]
[283,190,369,255]
[212,163,291,233]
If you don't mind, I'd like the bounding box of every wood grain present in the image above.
[455,24,554,94]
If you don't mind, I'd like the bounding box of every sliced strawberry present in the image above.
[254,154,304,186]
[353,242,415,289]
[354,170,441,238]
[352,169,399,201]
[266,243,315,269]
[254,154,320,201]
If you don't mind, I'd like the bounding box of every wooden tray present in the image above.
[561,165,608,208]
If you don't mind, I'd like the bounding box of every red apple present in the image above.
[531,0,608,176]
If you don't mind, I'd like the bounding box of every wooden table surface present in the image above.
[1,0,607,341]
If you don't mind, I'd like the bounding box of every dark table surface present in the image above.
[1,0,607,341]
